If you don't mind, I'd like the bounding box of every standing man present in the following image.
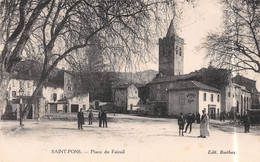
[178,113,185,136]
[77,108,84,129]
[184,113,193,133]
[98,110,102,127]
[196,112,201,123]
[223,112,226,122]
[192,113,196,123]
[88,110,93,125]
[199,110,210,138]
[243,114,251,133]
[102,110,107,128]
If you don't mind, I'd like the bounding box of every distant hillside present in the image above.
[118,70,158,84]
[13,60,64,88]
[12,60,157,88]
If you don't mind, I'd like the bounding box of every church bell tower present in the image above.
[159,19,184,76]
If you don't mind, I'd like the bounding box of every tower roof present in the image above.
[166,19,176,37]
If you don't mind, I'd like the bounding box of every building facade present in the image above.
[167,80,221,118]
[58,93,89,113]
[222,83,251,116]
[64,71,75,98]
[147,64,257,117]
[114,84,141,112]
[43,86,64,113]
[4,78,39,119]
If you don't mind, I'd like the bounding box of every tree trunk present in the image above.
[22,71,49,121]
[0,63,10,120]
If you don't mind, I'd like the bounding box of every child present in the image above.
[178,113,185,136]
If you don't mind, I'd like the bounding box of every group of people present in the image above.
[178,110,210,138]
[77,109,108,129]
[98,110,108,128]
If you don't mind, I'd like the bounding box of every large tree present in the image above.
[203,0,260,73]
[0,0,179,123]
[0,0,52,120]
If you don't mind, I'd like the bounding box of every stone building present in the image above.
[222,81,252,116]
[114,84,142,112]
[159,19,184,76]
[43,86,64,113]
[167,80,221,118]
[64,71,75,98]
[147,66,256,117]
[232,74,260,109]
[4,78,38,119]
[146,73,198,116]
[58,93,89,113]
[145,19,259,118]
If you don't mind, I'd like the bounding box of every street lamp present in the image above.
[19,88,24,126]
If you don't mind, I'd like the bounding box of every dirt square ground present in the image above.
[1,113,260,162]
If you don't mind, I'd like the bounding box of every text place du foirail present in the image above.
[51,149,125,154]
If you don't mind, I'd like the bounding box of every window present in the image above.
[12,91,16,97]
[203,93,206,101]
[179,93,185,105]
[156,92,161,101]
[83,105,86,110]
[176,46,178,55]
[53,93,57,101]
[12,80,15,87]
[179,47,182,56]
[247,97,249,111]
[228,91,231,97]
[156,84,161,89]
[19,81,22,89]
[217,95,220,102]
[211,94,214,102]
[237,101,239,113]
[68,87,71,91]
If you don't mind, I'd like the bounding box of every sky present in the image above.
[143,0,260,91]
[0,0,258,90]
[144,0,223,73]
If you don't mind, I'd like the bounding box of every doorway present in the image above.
[71,104,79,112]
[27,105,33,119]
[208,105,216,119]
[95,101,99,110]
[50,104,57,113]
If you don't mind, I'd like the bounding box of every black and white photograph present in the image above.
[0,0,260,162]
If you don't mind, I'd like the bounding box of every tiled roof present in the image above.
[232,74,257,92]
[168,80,220,92]
[148,72,199,84]
[166,19,176,37]
[116,83,145,89]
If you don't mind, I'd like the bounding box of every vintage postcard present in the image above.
[0,0,260,162]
